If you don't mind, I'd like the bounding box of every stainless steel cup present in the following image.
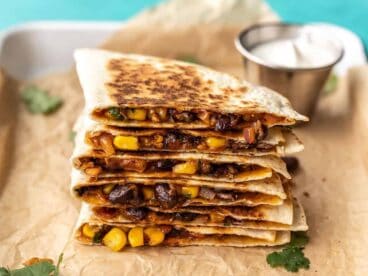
[235,23,344,117]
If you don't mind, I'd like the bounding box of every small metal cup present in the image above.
[235,23,344,117]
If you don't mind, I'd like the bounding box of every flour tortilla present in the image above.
[92,194,294,225]
[91,198,307,232]
[72,145,290,183]
[71,168,287,199]
[74,204,290,247]
[82,116,304,156]
[74,48,308,129]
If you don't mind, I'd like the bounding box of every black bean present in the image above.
[215,115,231,131]
[156,160,176,170]
[174,212,198,222]
[154,183,178,208]
[108,184,139,204]
[125,207,148,220]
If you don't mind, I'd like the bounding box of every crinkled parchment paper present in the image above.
[0,0,367,275]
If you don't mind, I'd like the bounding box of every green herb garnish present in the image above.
[176,55,201,64]
[267,247,310,272]
[322,73,338,95]
[21,86,63,114]
[288,231,309,248]
[266,232,310,272]
[107,107,123,120]
[0,253,63,276]
[69,130,76,143]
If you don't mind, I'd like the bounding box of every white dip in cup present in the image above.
[235,23,344,117]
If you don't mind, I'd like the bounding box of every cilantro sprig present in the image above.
[0,253,63,276]
[21,86,63,114]
[322,73,338,95]
[266,232,310,273]
[176,55,201,64]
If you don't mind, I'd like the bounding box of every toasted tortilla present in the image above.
[71,169,287,208]
[90,198,307,232]
[81,116,303,156]
[71,168,286,198]
[72,142,290,182]
[74,204,290,247]
[92,193,294,225]
[74,48,307,130]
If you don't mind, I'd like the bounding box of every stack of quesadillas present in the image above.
[71,49,308,251]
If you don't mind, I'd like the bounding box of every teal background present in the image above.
[0,0,367,51]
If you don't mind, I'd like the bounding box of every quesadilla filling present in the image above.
[94,206,266,226]
[87,128,275,156]
[77,157,270,179]
[76,183,278,208]
[94,107,287,130]
[79,223,267,251]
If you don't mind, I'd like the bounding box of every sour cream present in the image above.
[250,27,342,69]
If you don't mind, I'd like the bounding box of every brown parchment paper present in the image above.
[1,0,368,275]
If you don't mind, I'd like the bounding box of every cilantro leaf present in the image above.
[267,247,310,272]
[69,131,76,143]
[288,231,309,248]
[176,55,201,64]
[107,107,123,120]
[21,86,62,114]
[0,267,10,276]
[266,232,310,272]
[5,261,55,276]
[0,253,63,276]
[54,253,63,276]
[322,73,338,95]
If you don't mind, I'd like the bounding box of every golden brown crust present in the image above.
[105,58,248,109]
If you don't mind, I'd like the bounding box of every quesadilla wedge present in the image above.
[71,169,287,199]
[75,204,291,249]
[92,194,294,226]
[71,168,287,208]
[91,198,307,232]
[82,117,304,156]
[75,222,290,249]
[72,151,290,182]
[74,49,308,132]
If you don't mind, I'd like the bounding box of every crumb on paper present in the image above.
[303,191,310,198]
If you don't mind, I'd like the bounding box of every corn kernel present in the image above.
[181,186,199,198]
[206,137,226,149]
[102,184,115,194]
[237,167,272,180]
[127,109,147,121]
[113,136,139,150]
[173,161,197,174]
[142,187,154,200]
[128,227,144,247]
[103,227,127,251]
[144,227,165,246]
[82,224,97,239]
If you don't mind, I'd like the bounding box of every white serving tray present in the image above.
[0,21,122,80]
[0,21,366,81]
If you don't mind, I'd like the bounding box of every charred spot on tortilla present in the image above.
[91,57,297,129]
